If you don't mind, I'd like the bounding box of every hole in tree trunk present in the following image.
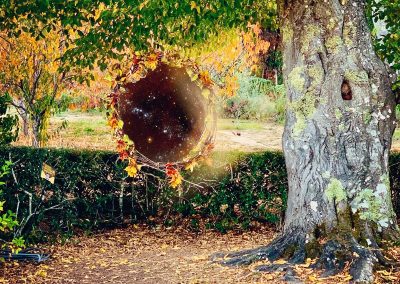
[341,80,352,101]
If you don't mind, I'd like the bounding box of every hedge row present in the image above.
[0,147,287,241]
[0,146,399,242]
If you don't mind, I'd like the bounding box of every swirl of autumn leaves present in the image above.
[1,0,400,283]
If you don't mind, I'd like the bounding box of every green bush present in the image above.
[0,160,24,251]
[1,146,400,241]
[0,93,18,145]
[221,73,285,121]
[0,147,288,240]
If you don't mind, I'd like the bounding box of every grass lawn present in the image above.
[13,110,400,152]
[54,112,267,132]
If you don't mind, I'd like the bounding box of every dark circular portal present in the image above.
[118,63,207,162]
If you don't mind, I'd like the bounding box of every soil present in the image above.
[2,225,399,284]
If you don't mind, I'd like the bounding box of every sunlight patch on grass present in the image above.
[217,118,265,131]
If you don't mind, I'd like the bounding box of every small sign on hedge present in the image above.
[40,163,55,184]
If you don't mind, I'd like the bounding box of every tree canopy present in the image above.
[0,0,277,71]
[368,0,400,89]
[1,1,398,84]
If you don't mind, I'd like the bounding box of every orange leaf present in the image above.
[116,140,127,152]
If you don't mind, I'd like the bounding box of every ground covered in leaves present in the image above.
[1,225,399,283]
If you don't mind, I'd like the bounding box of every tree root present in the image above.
[349,243,377,284]
[211,232,398,284]
[211,232,304,267]
[311,240,346,277]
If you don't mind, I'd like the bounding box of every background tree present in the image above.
[0,93,18,145]
[368,0,400,91]
[0,29,68,147]
[1,0,399,282]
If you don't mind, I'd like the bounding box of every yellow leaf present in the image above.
[185,161,197,172]
[342,275,353,281]
[125,159,141,177]
[308,274,318,282]
[190,1,200,13]
[117,120,124,129]
[274,259,287,265]
[35,270,47,278]
[144,53,158,70]
[301,257,312,267]
[169,172,183,188]
[139,0,149,10]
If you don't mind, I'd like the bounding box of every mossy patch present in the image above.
[325,35,343,54]
[288,66,305,93]
[327,18,337,31]
[291,92,316,117]
[282,25,293,45]
[291,91,316,137]
[351,187,390,229]
[335,109,343,120]
[293,116,306,137]
[325,178,347,203]
[363,111,372,124]
[307,65,324,92]
[304,239,321,258]
[301,24,321,53]
[343,21,355,47]
[345,70,369,84]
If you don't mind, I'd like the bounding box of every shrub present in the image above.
[0,93,18,145]
[221,72,285,121]
[0,147,288,240]
[0,160,24,251]
[0,146,400,241]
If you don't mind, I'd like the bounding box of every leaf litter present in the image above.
[1,224,399,283]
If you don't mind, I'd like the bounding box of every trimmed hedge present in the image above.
[0,146,399,241]
[0,147,287,241]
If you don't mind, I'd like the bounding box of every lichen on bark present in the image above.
[350,188,390,230]
[301,24,321,53]
[281,25,293,45]
[288,66,305,93]
[290,92,316,137]
[345,69,369,84]
[325,35,343,54]
[325,178,347,203]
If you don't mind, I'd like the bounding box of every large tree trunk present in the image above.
[218,1,398,282]
[282,0,398,241]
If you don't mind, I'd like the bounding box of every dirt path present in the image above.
[2,225,399,284]
[216,125,283,152]
[2,226,279,284]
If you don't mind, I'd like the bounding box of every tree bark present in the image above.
[281,0,397,242]
[32,117,40,148]
[218,1,399,282]
[22,116,29,136]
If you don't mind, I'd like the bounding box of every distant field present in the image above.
[13,111,400,152]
